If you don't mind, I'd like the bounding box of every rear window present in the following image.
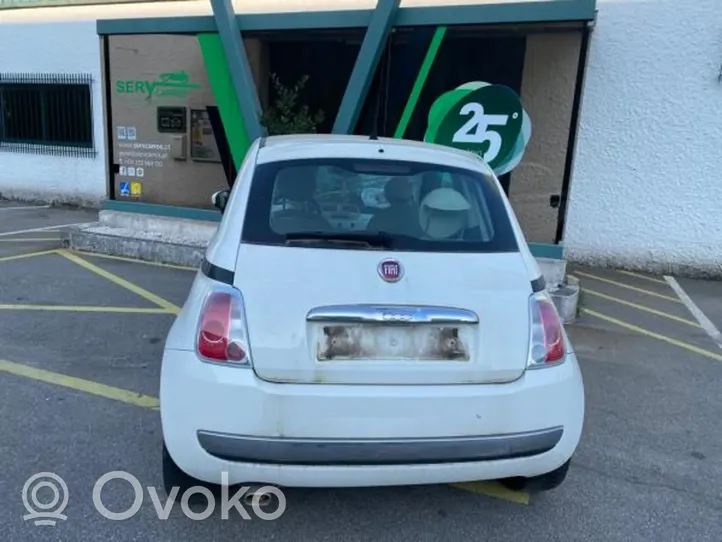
[241,157,519,253]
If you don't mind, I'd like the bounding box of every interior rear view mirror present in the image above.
[212,189,230,213]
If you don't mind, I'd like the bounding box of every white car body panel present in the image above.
[161,134,585,488]
[160,346,584,487]
[233,245,533,385]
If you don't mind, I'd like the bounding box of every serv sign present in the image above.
[423,82,531,176]
[115,71,202,101]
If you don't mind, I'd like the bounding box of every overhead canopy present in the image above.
[0,0,596,32]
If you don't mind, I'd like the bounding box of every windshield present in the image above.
[241,157,519,253]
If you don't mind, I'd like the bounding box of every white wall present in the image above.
[0,21,106,206]
[564,0,722,276]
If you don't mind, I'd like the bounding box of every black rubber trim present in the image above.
[196,427,564,466]
[102,37,117,199]
[206,105,238,188]
[555,23,592,243]
[201,258,235,285]
[531,275,546,293]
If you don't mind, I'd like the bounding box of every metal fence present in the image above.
[0,73,95,158]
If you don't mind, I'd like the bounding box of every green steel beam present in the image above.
[394,25,446,139]
[197,33,250,169]
[103,200,222,222]
[332,0,400,134]
[98,16,216,34]
[399,0,595,27]
[528,242,564,260]
[238,9,372,32]
[209,0,265,143]
[98,0,595,36]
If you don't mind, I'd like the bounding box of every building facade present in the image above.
[0,16,105,206]
[564,0,722,276]
[1,0,721,275]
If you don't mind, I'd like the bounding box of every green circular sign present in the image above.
[423,82,531,176]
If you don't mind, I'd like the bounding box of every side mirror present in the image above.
[212,189,230,213]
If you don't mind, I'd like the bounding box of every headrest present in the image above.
[275,167,318,202]
[419,188,471,239]
[384,176,414,204]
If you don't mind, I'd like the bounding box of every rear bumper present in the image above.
[160,350,584,487]
[196,426,564,465]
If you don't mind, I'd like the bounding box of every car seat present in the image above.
[418,187,471,239]
[367,176,424,237]
[271,167,331,234]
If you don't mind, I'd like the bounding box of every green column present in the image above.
[208,0,265,153]
[393,25,446,140]
[332,0,401,135]
[198,33,250,169]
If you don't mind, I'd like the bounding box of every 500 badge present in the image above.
[423,82,531,176]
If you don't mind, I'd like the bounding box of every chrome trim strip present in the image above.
[197,427,563,465]
[306,304,479,324]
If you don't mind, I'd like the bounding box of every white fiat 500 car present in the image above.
[160,134,585,496]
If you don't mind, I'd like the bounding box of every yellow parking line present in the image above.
[0,304,174,314]
[450,481,529,505]
[582,289,701,328]
[0,359,160,410]
[0,356,527,505]
[0,249,58,262]
[58,250,180,313]
[0,238,58,242]
[616,270,667,284]
[75,250,197,271]
[582,308,722,362]
[575,271,681,303]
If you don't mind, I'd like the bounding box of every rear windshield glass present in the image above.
[241,157,519,253]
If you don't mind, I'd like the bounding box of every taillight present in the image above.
[527,292,566,368]
[196,286,252,366]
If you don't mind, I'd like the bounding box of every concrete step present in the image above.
[65,210,216,267]
[98,209,218,241]
[536,257,566,290]
[549,282,580,325]
[67,224,209,268]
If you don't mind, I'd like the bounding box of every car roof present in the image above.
[255,134,493,174]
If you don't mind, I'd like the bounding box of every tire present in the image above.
[162,441,201,496]
[500,459,571,493]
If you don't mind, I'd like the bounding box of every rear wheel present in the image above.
[500,459,571,493]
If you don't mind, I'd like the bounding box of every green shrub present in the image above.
[260,73,325,135]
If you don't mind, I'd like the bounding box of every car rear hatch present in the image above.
[234,244,532,385]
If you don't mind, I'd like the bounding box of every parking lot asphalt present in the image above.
[1,204,722,541]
